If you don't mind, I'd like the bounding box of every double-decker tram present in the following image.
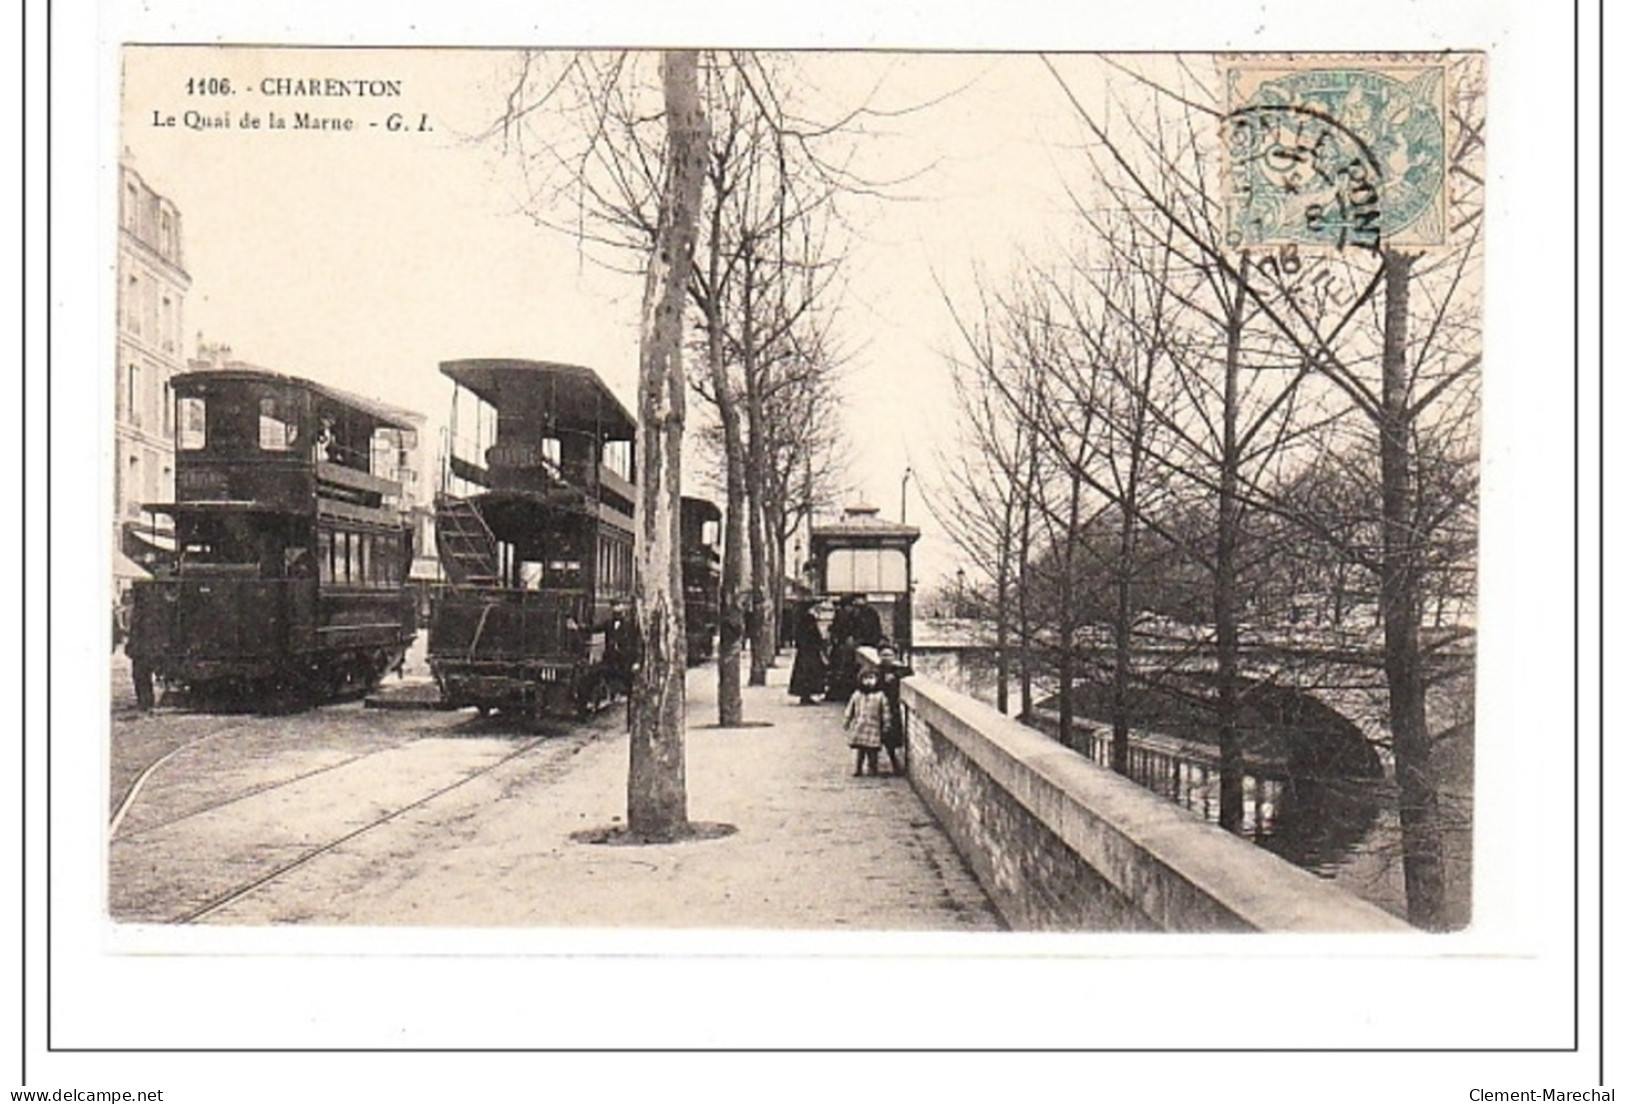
[125,366,418,709]
[680,496,721,663]
[429,359,641,721]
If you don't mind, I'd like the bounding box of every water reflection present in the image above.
[1075,727,1384,866]
[912,646,1403,920]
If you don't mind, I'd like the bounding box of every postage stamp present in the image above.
[1222,58,1450,251]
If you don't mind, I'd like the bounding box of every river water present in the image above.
[910,645,1472,928]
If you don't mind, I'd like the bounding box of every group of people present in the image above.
[787,596,913,777]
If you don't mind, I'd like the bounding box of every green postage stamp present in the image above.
[1223,58,1450,251]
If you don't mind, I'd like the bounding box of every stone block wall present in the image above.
[901,678,1412,933]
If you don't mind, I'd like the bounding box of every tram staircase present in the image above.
[434,495,500,586]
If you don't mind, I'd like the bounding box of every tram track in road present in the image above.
[107,717,262,838]
[108,732,427,843]
[108,697,419,837]
[170,732,556,924]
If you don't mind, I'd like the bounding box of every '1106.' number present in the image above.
[186,78,232,95]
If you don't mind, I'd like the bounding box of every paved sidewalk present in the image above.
[224,657,1003,930]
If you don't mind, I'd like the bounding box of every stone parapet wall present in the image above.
[901,677,1412,933]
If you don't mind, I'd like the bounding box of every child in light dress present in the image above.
[843,666,888,777]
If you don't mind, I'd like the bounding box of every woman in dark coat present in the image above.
[823,596,857,703]
[788,602,828,704]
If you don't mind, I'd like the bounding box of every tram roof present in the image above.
[440,359,636,439]
[171,364,420,432]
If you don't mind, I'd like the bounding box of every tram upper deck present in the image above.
[155,365,417,523]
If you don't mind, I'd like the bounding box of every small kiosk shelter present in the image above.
[809,503,921,651]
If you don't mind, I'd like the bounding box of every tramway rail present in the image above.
[170,733,555,924]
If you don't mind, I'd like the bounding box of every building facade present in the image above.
[372,403,439,614]
[115,164,191,566]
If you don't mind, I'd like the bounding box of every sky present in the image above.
[119,47,1111,589]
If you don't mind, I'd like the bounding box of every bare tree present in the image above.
[932,272,1054,717]
[1053,219,1190,776]
[754,324,849,646]
[681,58,850,716]
[484,50,708,838]
[1044,53,1482,925]
[493,51,858,727]
[624,52,708,840]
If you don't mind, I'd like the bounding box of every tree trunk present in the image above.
[1215,256,1248,833]
[712,333,748,727]
[1380,250,1446,929]
[1017,432,1038,719]
[628,50,706,840]
[745,452,771,685]
[1057,469,1083,748]
[994,556,1010,715]
[770,516,790,654]
[1111,506,1135,775]
[743,256,773,686]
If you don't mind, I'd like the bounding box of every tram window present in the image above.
[259,396,297,451]
[372,536,386,586]
[177,396,206,450]
[603,440,631,481]
[379,535,397,586]
[332,532,344,583]
[826,548,907,593]
[546,560,582,588]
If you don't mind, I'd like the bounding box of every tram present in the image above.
[427,360,726,719]
[428,360,640,719]
[681,496,721,663]
[125,366,418,708]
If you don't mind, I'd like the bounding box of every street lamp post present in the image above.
[900,466,913,524]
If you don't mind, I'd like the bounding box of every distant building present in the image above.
[115,165,191,571]
[372,403,441,612]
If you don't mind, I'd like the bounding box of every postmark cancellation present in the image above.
[1223,57,1452,252]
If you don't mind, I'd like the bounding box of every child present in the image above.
[843,667,888,777]
[875,643,913,776]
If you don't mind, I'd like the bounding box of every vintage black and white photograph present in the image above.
[105,46,1483,937]
[26,0,1597,1081]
